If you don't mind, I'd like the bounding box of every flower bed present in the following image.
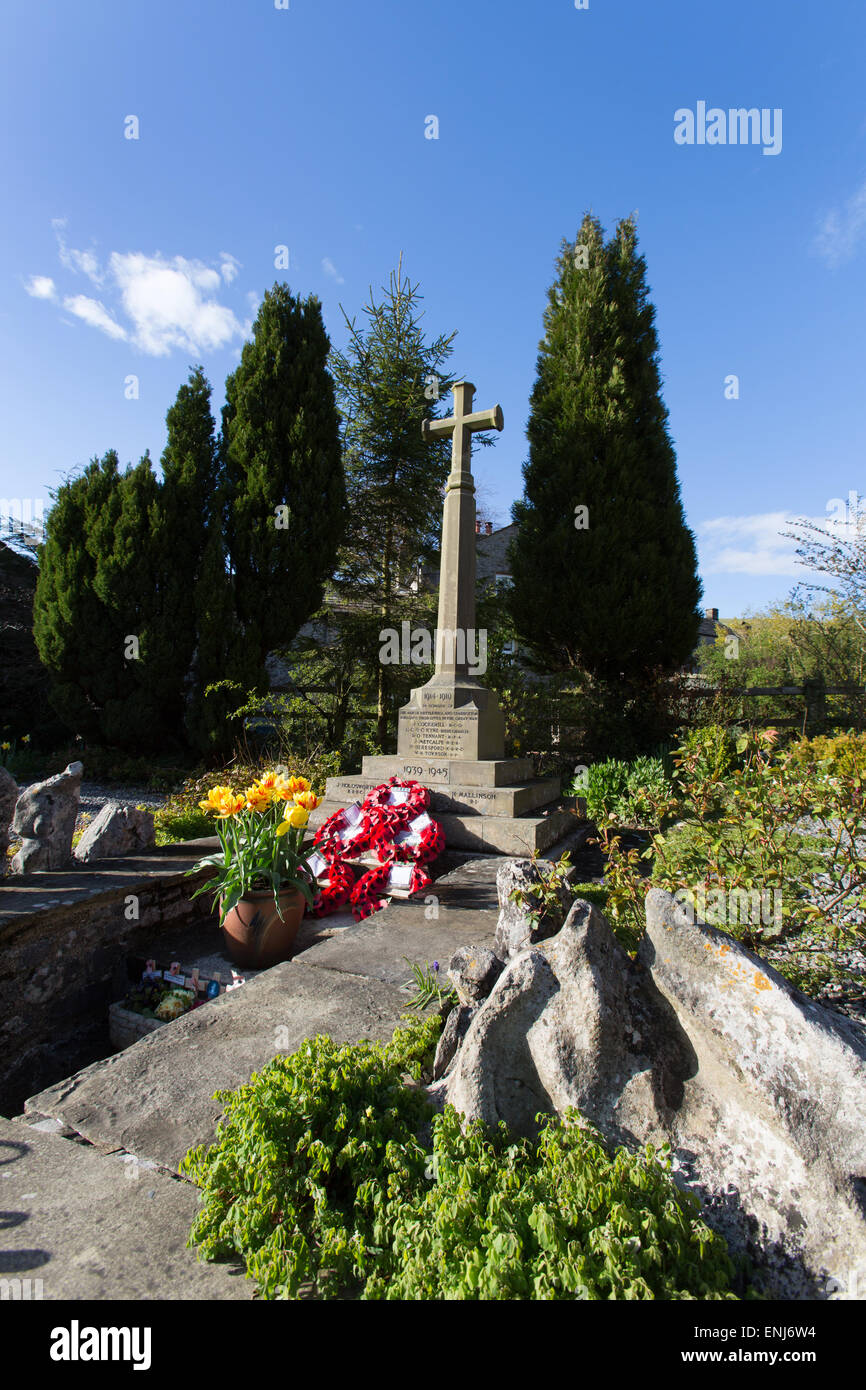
[109,959,246,1051]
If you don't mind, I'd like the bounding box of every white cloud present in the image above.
[53,219,104,284]
[697,512,814,577]
[26,224,249,357]
[814,177,866,267]
[109,251,245,356]
[322,257,345,284]
[62,294,128,341]
[25,275,57,300]
[219,252,242,284]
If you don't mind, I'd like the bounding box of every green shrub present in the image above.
[153,805,214,846]
[787,730,866,778]
[676,724,738,783]
[182,1018,737,1301]
[364,1107,735,1301]
[584,756,673,827]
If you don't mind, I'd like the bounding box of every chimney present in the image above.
[485,521,493,535]
[475,520,482,534]
[706,607,719,621]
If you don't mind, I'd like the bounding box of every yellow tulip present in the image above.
[286,775,311,796]
[244,785,271,814]
[199,785,235,814]
[293,789,320,811]
[283,804,309,830]
[257,771,289,795]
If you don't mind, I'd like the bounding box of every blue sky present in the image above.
[1,0,864,618]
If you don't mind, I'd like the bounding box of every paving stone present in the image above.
[0,1117,251,1299]
[24,960,409,1171]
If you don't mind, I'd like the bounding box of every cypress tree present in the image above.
[221,284,345,682]
[155,367,220,740]
[34,452,125,741]
[510,215,702,683]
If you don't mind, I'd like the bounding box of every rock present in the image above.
[433,1003,477,1080]
[447,945,503,1005]
[640,885,866,1300]
[0,764,19,856]
[493,857,580,960]
[439,864,866,1297]
[11,762,83,872]
[74,801,155,863]
[446,897,684,1143]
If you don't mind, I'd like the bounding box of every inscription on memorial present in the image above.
[402,762,451,783]
[399,708,479,760]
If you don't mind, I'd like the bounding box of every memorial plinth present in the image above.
[317,381,574,856]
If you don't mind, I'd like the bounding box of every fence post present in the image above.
[802,676,826,735]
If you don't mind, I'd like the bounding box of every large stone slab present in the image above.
[297,861,499,986]
[24,960,409,1171]
[0,1117,251,1299]
[433,807,576,855]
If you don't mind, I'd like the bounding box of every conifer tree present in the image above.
[510,216,702,684]
[221,284,345,683]
[329,259,457,748]
[155,367,222,740]
[34,452,125,741]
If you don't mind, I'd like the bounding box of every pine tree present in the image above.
[221,284,345,683]
[329,258,457,748]
[510,215,702,684]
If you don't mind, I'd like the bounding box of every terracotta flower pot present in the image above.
[220,886,305,970]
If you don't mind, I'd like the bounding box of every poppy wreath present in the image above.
[406,864,433,897]
[350,865,390,922]
[308,860,356,918]
[309,780,443,919]
[361,778,430,823]
[313,806,375,860]
[375,816,446,866]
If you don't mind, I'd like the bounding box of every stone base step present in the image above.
[311,798,578,856]
[323,774,561,819]
[360,754,535,787]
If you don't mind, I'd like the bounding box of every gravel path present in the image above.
[77,782,170,815]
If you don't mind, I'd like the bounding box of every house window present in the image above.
[494,573,512,590]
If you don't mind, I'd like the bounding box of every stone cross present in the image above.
[421,382,503,680]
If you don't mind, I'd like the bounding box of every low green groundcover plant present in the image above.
[181,1017,736,1301]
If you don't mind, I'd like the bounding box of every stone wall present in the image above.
[0,840,218,1116]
